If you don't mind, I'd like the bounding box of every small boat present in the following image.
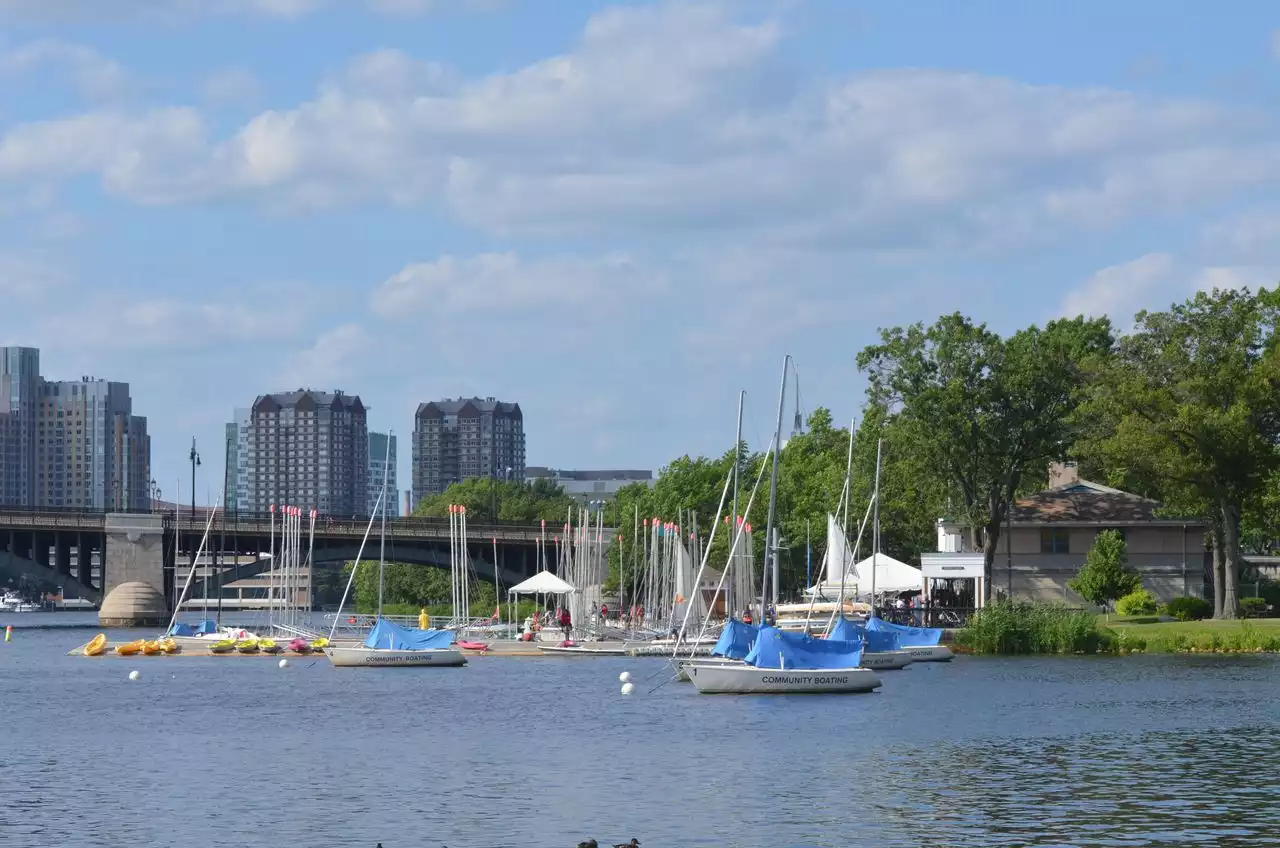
[537,644,628,656]
[235,639,259,654]
[287,638,311,654]
[259,639,282,655]
[209,639,235,654]
[84,633,107,657]
[115,640,144,656]
[309,637,329,652]
[160,638,181,654]
[457,640,490,651]
[141,641,164,656]
[324,619,466,668]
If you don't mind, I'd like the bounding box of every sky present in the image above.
[2,0,1280,506]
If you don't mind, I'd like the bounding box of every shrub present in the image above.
[1239,597,1268,618]
[1163,596,1212,621]
[1069,530,1140,609]
[1115,588,1158,617]
[959,600,1112,654]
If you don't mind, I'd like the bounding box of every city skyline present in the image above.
[4,2,1280,505]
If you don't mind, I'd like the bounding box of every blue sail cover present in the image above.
[712,619,759,659]
[866,616,942,647]
[744,626,862,670]
[168,619,218,637]
[362,618,456,650]
[827,615,859,642]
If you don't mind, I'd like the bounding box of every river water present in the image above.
[1,613,1277,847]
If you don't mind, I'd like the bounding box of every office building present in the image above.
[524,468,654,504]
[367,431,399,517]
[35,378,150,510]
[412,396,525,502]
[224,407,250,513]
[0,347,40,506]
[244,389,368,515]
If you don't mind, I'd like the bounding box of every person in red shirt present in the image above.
[558,607,572,640]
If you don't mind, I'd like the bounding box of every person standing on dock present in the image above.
[558,607,572,640]
[418,608,430,630]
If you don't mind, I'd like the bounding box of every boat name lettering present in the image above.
[759,675,850,684]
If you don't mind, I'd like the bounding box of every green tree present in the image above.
[1077,287,1280,618]
[858,312,1113,596]
[413,477,578,523]
[1069,530,1140,609]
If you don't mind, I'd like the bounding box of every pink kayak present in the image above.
[287,638,311,654]
[457,640,489,651]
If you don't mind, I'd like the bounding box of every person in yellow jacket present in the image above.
[418,608,430,629]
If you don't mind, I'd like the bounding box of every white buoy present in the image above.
[619,671,631,683]
[128,670,140,681]
[621,682,634,695]
[278,658,289,669]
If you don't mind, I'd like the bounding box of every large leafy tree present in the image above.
[413,476,578,523]
[1078,287,1280,618]
[857,313,1113,597]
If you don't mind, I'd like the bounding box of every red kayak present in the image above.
[457,640,489,651]
[287,638,311,654]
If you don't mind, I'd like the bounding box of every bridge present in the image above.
[0,507,603,626]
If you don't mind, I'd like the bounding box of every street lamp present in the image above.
[189,438,201,580]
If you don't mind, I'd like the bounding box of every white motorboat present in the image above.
[324,645,466,667]
[686,661,881,694]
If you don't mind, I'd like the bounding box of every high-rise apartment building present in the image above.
[224,407,250,513]
[412,396,525,502]
[0,347,40,507]
[244,390,368,515]
[0,348,151,511]
[367,431,399,517]
[35,378,149,510]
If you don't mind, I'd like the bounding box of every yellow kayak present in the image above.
[235,639,259,654]
[209,639,235,654]
[84,633,107,657]
[160,638,181,654]
[310,637,329,652]
[115,640,144,656]
[259,639,282,654]
[141,641,163,655]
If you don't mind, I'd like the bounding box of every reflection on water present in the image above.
[0,617,1276,847]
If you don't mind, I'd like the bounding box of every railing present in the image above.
[880,606,978,628]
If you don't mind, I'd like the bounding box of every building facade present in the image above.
[929,463,1207,605]
[412,397,525,502]
[244,390,368,516]
[224,408,250,513]
[524,467,653,504]
[0,347,40,507]
[367,431,399,517]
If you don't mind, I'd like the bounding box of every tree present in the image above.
[1078,287,1280,618]
[1069,530,1139,609]
[413,477,578,523]
[858,312,1114,597]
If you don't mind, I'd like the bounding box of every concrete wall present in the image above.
[102,512,167,597]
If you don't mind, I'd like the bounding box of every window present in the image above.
[1040,528,1070,554]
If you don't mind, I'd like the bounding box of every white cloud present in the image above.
[0,0,493,21]
[202,67,261,105]
[43,293,306,350]
[371,252,659,317]
[1059,253,1178,320]
[0,40,128,101]
[278,324,374,388]
[0,252,70,298]
[1202,211,1280,260]
[1,2,1275,254]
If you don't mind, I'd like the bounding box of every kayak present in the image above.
[235,639,259,654]
[141,641,163,656]
[115,640,144,656]
[310,637,329,652]
[209,639,235,654]
[160,638,181,654]
[84,633,107,657]
[260,639,282,654]
[287,638,311,654]
[458,640,490,651]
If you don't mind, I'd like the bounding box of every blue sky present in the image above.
[2,0,1280,505]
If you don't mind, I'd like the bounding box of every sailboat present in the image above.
[324,431,466,668]
[688,356,881,695]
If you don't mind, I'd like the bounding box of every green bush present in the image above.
[1115,588,1158,617]
[1239,597,1268,618]
[958,601,1113,654]
[1163,596,1212,621]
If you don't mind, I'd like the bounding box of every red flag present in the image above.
[269,504,275,513]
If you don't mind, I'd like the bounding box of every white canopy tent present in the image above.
[507,569,577,596]
[852,552,923,595]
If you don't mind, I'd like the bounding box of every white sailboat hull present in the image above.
[675,658,744,682]
[687,662,881,694]
[903,645,953,662]
[324,646,467,667]
[859,649,913,670]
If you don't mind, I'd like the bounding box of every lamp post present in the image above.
[189,438,201,590]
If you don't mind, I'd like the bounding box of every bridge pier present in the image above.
[99,513,170,628]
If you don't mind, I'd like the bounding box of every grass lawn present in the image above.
[1099,616,1280,651]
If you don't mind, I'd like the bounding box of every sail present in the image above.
[362,618,456,650]
[744,625,863,670]
[711,618,759,659]
[866,616,942,647]
[672,541,706,630]
[823,512,854,586]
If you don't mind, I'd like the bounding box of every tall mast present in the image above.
[376,430,391,619]
[761,354,789,623]
[870,438,882,612]
[731,389,744,617]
